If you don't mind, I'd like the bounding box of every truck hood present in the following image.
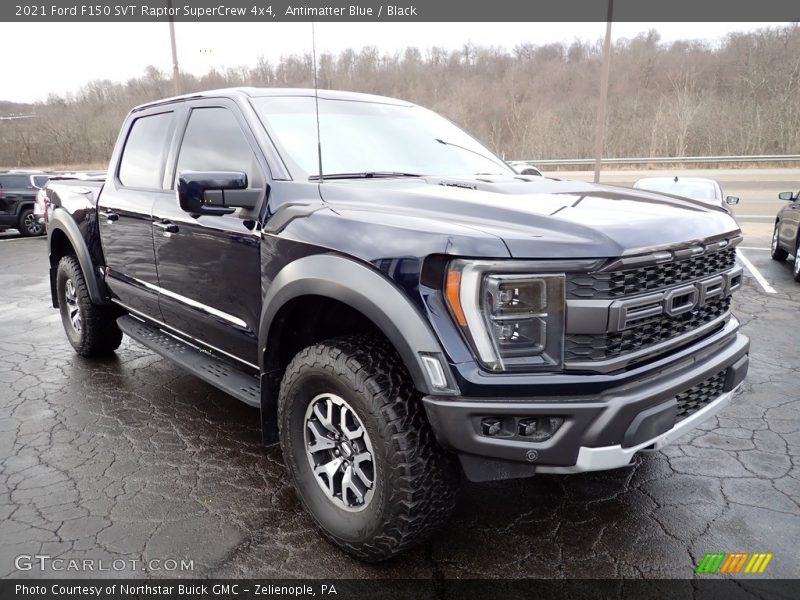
[316,175,740,258]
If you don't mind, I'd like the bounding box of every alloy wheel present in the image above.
[304,393,375,511]
[23,213,41,235]
[64,279,82,334]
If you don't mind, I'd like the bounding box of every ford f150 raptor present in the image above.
[44,88,749,560]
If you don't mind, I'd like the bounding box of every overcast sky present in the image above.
[0,21,785,103]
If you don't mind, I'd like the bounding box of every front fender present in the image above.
[259,254,457,396]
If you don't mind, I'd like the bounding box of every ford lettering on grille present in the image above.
[609,268,742,332]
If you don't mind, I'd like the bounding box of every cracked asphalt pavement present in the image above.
[1,228,798,579]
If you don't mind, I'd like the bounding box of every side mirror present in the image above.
[724,196,740,205]
[778,191,796,201]
[177,171,252,216]
[519,167,542,176]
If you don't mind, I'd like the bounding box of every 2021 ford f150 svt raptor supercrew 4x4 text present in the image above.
[44,88,749,561]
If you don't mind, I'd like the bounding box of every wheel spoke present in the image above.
[313,457,344,497]
[313,397,336,433]
[307,421,336,453]
[340,405,363,440]
[351,452,373,487]
[341,465,365,505]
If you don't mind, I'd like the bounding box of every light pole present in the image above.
[593,0,613,183]
[167,0,180,96]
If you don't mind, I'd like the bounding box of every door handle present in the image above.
[103,211,119,222]
[153,220,179,234]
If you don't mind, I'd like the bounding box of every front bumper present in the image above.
[423,327,749,482]
[536,388,735,474]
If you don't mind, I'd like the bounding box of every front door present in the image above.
[152,102,265,366]
[97,109,177,318]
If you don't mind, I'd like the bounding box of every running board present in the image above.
[117,315,260,408]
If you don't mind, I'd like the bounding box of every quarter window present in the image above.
[118,112,174,189]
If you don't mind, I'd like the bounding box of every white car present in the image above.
[633,176,739,213]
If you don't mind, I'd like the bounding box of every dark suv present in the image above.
[771,188,800,281]
[0,171,49,236]
[44,88,749,560]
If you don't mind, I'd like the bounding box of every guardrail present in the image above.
[509,154,800,168]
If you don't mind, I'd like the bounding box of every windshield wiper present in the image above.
[434,138,513,173]
[309,171,422,181]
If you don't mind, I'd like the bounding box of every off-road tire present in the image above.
[771,223,788,261]
[278,334,460,561]
[56,256,123,357]
[19,208,43,236]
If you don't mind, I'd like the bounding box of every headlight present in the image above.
[445,260,565,372]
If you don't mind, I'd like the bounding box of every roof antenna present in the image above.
[311,20,324,182]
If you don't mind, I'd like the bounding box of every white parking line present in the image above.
[739,246,770,251]
[0,236,45,242]
[736,249,776,294]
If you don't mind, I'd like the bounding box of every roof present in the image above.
[133,87,413,112]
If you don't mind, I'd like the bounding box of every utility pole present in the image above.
[167,0,180,96]
[593,0,613,183]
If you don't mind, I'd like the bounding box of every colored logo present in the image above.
[696,552,773,574]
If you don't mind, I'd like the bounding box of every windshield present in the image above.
[636,179,718,201]
[251,96,513,179]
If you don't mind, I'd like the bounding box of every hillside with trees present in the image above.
[1,25,798,168]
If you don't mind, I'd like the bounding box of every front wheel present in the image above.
[56,256,123,357]
[771,223,788,261]
[793,241,800,283]
[278,335,460,561]
[19,208,43,236]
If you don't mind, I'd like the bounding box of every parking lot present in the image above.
[1,210,799,579]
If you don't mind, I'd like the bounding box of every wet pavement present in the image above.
[1,233,798,579]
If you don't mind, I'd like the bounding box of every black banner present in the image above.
[3,0,800,22]
[2,580,799,600]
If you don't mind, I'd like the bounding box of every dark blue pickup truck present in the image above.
[44,88,749,560]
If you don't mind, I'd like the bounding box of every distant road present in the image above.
[549,167,800,222]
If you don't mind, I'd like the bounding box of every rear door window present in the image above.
[118,111,175,189]
[0,175,31,189]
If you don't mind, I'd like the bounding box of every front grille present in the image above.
[567,247,737,299]
[565,296,730,363]
[675,371,726,421]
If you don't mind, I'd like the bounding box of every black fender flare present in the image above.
[47,209,108,305]
[258,254,457,396]
[15,200,35,216]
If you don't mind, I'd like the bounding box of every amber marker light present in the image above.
[445,269,467,327]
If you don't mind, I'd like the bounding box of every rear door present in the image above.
[97,108,178,317]
[0,174,34,221]
[151,100,266,366]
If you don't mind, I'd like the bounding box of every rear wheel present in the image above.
[19,208,42,236]
[278,334,459,561]
[56,256,123,357]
